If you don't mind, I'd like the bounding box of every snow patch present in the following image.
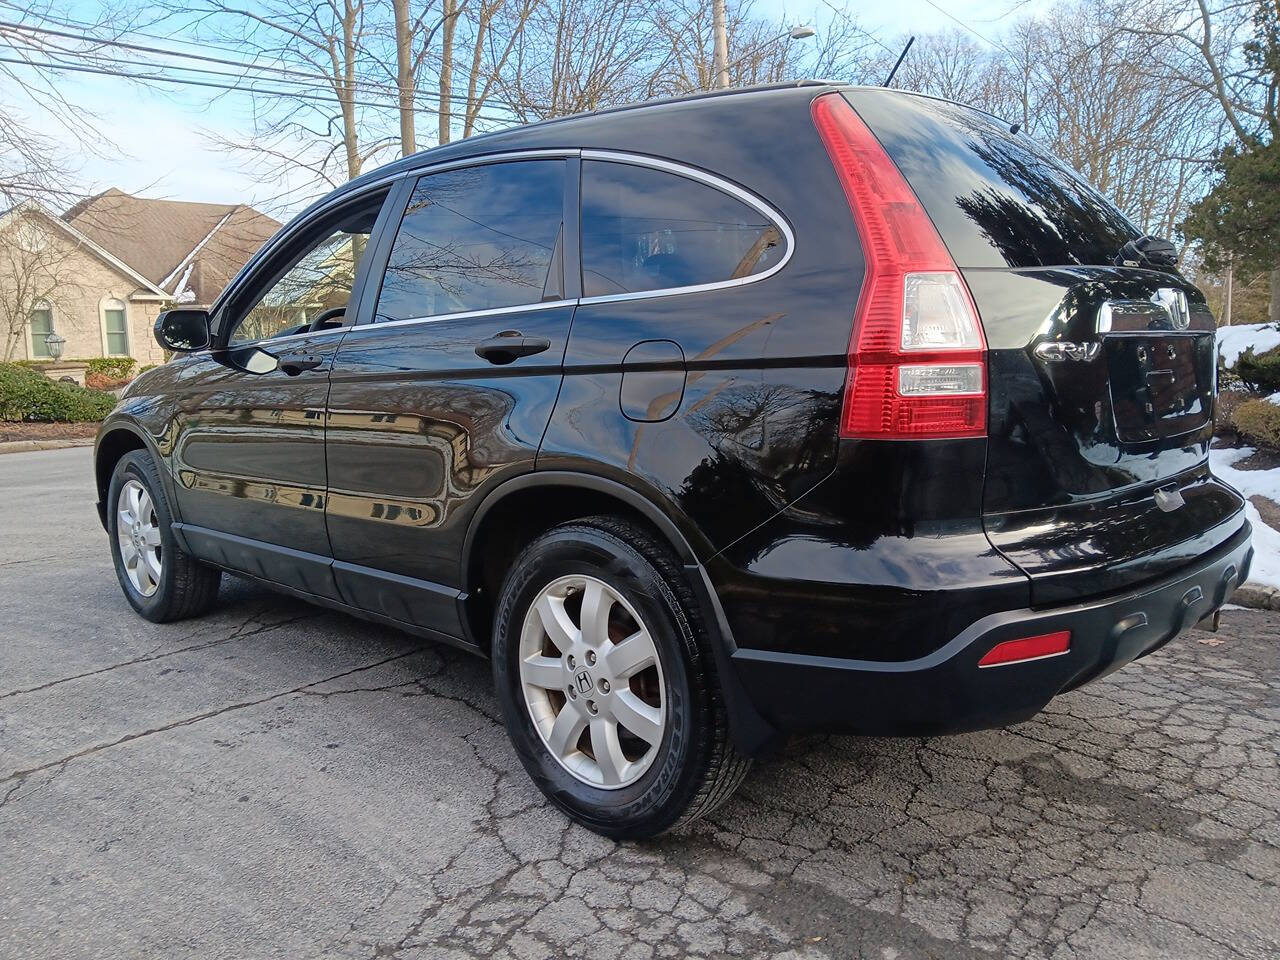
[1209,445,1280,588]
[1216,323,1280,369]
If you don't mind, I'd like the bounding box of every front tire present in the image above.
[107,449,221,622]
[492,516,750,839]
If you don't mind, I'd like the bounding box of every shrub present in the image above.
[1215,389,1249,437]
[0,362,117,422]
[138,363,159,374]
[1232,398,1280,449]
[1233,347,1280,394]
[86,356,137,380]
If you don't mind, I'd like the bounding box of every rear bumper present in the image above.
[729,520,1252,736]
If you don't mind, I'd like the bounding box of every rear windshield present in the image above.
[843,89,1141,269]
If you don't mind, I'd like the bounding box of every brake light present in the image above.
[811,93,987,439]
[977,631,1071,667]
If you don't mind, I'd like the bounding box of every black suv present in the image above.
[95,83,1251,839]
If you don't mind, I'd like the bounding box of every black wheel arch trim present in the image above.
[461,469,785,756]
[94,417,177,532]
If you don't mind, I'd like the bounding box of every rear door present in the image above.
[845,89,1243,603]
[324,155,575,637]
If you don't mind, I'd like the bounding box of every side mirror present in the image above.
[155,309,211,353]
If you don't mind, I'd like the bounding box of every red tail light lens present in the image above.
[811,93,987,440]
[977,631,1071,667]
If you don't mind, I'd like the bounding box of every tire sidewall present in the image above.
[106,450,181,621]
[493,526,708,838]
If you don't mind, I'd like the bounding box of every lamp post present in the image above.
[44,332,66,362]
[717,25,817,88]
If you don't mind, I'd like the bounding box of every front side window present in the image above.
[29,303,53,358]
[230,194,385,344]
[580,160,786,298]
[103,299,128,355]
[375,160,565,323]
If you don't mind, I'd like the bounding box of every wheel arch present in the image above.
[94,421,155,530]
[460,471,783,757]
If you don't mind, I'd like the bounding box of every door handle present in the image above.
[277,353,326,375]
[475,331,552,365]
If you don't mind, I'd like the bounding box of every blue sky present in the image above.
[21,0,1024,214]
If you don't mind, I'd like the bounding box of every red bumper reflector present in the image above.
[977,630,1071,667]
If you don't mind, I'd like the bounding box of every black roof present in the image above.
[339,80,843,196]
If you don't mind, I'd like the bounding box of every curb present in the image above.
[0,438,94,455]
[1231,584,1280,611]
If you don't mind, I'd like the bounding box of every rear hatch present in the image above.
[844,88,1245,604]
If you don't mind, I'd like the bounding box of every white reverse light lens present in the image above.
[902,271,982,351]
[898,363,984,396]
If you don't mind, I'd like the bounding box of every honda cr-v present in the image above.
[94,83,1251,838]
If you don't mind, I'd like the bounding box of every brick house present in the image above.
[3,190,279,366]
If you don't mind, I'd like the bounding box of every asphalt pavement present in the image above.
[1,446,1277,959]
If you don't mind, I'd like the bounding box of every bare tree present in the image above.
[0,1,135,206]
[173,0,394,202]
[1123,0,1278,318]
[496,0,662,121]
[0,205,81,362]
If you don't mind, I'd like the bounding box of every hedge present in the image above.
[1232,398,1280,450]
[85,356,137,379]
[0,362,117,422]
[1233,347,1280,394]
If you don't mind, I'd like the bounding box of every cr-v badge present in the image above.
[1034,341,1101,362]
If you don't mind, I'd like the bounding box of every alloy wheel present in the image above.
[518,574,666,789]
[116,479,163,598]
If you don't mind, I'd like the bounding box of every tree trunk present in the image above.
[393,0,416,156]
[439,0,458,145]
[712,0,729,89]
[1271,266,1280,326]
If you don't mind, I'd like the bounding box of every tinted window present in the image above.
[376,160,564,322]
[580,161,785,298]
[845,90,1141,269]
[230,193,384,343]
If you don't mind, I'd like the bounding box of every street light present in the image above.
[44,332,66,361]
[720,25,817,84]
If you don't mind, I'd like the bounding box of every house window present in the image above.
[29,303,53,359]
[102,299,129,355]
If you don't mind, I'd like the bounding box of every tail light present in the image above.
[811,93,987,439]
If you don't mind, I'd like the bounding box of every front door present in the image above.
[168,188,391,598]
[324,157,575,637]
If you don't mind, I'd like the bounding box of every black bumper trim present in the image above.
[729,520,1253,737]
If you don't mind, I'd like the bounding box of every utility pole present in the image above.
[712,0,729,89]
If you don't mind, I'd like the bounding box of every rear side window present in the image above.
[580,160,786,298]
[375,159,564,322]
[843,90,1141,269]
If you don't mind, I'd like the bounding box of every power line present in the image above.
[0,53,522,122]
[0,15,552,118]
[916,0,1018,58]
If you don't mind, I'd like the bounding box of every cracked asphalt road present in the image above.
[1,447,1278,959]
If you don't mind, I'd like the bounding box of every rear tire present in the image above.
[107,449,221,623]
[492,516,750,839]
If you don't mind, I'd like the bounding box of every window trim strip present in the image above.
[358,298,576,332]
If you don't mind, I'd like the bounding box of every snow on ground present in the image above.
[1216,322,1280,368]
[1210,445,1280,588]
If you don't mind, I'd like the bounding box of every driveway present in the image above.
[1,447,1277,959]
